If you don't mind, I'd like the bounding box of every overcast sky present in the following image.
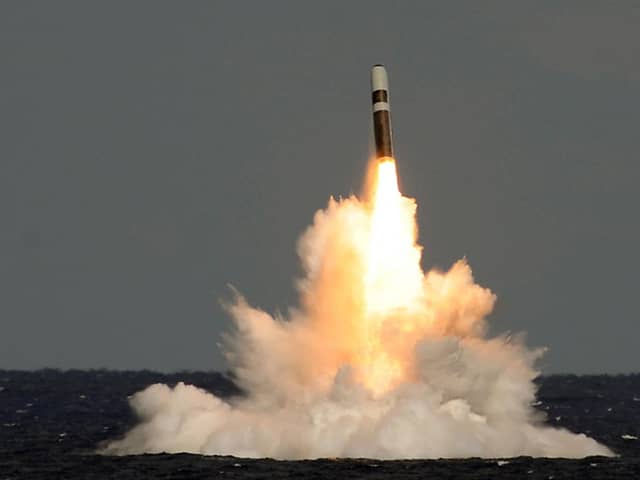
[1,1,638,373]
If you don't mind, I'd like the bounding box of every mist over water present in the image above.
[104,163,612,459]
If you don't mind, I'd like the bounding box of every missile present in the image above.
[371,65,394,161]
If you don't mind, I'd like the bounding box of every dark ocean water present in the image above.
[1,370,639,479]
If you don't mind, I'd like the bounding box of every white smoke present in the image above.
[104,194,613,459]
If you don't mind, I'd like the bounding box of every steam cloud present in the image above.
[104,192,612,459]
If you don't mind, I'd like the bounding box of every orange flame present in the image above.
[354,158,425,394]
[365,159,423,313]
[266,156,491,397]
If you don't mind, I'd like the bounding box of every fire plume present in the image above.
[106,156,613,460]
[365,159,423,315]
[357,158,424,393]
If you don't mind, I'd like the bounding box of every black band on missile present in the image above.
[373,110,393,158]
[371,90,388,103]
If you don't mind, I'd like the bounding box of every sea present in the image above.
[1,370,639,479]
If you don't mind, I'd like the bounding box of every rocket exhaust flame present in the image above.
[104,67,613,459]
[361,159,424,393]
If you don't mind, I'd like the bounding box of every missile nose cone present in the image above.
[371,65,389,92]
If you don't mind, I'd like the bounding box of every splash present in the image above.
[104,159,612,459]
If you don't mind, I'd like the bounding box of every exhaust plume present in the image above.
[104,160,612,459]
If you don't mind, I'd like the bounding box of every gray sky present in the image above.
[1,1,638,373]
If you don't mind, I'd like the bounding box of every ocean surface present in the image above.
[1,370,639,479]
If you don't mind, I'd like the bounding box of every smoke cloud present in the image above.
[104,186,612,459]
